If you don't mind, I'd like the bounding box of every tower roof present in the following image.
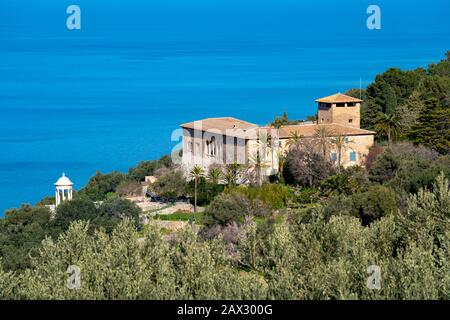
[54,173,73,186]
[315,93,362,103]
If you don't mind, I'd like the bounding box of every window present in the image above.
[336,103,345,107]
[210,136,216,157]
[330,152,338,162]
[348,119,353,123]
[344,137,350,144]
[349,151,357,162]
[205,136,217,157]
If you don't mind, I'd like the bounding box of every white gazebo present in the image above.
[55,173,74,206]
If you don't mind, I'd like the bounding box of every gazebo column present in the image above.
[56,189,60,206]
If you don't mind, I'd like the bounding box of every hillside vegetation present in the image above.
[0,52,449,300]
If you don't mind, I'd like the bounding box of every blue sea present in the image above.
[1,0,449,216]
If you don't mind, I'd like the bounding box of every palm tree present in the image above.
[271,121,283,175]
[207,167,222,185]
[257,130,274,174]
[248,150,270,186]
[276,150,286,182]
[223,162,243,187]
[330,135,354,170]
[189,165,205,217]
[314,126,334,158]
[374,113,402,147]
[286,131,304,148]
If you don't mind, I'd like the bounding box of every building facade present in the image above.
[180,93,375,177]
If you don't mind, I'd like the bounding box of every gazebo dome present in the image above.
[54,173,73,186]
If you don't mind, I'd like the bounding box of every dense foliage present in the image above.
[78,155,173,202]
[204,192,271,227]
[0,197,142,271]
[349,51,450,154]
[187,178,224,207]
[128,155,173,181]
[150,168,187,201]
[225,183,292,210]
[1,173,448,299]
[283,140,335,187]
[78,171,128,201]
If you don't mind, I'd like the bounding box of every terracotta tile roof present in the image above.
[180,118,375,140]
[277,123,375,139]
[315,93,363,104]
[180,117,258,138]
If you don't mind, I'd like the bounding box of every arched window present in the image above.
[205,136,217,157]
[211,136,216,156]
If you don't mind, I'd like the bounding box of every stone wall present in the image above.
[318,103,361,128]
[317,104,333,124]
[276,134,373,168]
[331,103,361,128]
[182,128,251,174]
[339,134,374,167]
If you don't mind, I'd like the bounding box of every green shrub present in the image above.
[156,212,204,224]
[128,155,173,181]
[369,143,450,194]
[53,196,99,232]
[369,149,399,184]
[96,198,143,232]
[116,180,143,197]
[321,195,355,221]
[226,183,292,209]
[79,171,128,201]
[187,178,224,207]
[204,192,271,227]
[0,205,52,271]
[320,166,369,196]
[352,185,397,225]
[53,196,142,233]
[151,168,187,200]
[321,184,397,225]
[35,196,56,206]
[295,188,320,204]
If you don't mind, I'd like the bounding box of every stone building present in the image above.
[180,93,375,177]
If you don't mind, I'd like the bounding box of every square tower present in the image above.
[315,93,362,128]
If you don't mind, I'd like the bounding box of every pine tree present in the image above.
[409,98,450,154]
[396,90,425,135]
